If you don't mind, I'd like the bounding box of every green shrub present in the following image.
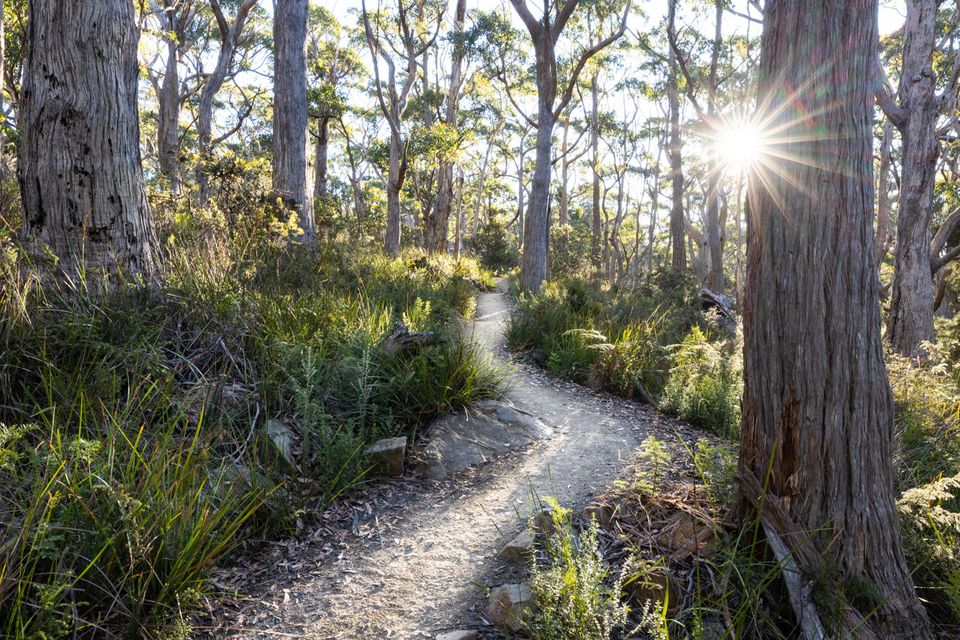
[660,327,742,439]
[474,218,519,274]
[508,270,706,403]
[549,223,592,281]
[528,500,634,639]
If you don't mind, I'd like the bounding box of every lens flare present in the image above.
[714,119,767,174]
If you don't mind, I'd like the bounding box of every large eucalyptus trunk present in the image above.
[273,0,313,241]
[429,0,466,255]
[886,0,939,357]
[740,1,932,636]
[20,0,156,276]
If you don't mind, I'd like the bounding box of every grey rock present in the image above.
[486,583,535,632]
[499,530,534,562]
[415,401,552,479]
[365,436,407,477]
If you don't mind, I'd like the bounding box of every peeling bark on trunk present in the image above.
[886,0,939,357]
[273,0,313,242]
[20,0,157,277]
[740,1,932,636]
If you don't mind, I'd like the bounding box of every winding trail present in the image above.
[230,280,696,639]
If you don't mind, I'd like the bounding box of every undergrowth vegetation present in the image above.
[0,208,501,638]
[510,273,960,634]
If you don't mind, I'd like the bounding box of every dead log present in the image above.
[700,288,738,334]
[381,322,437,357]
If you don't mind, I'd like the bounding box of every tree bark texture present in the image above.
[273,0,313,241]
[886,0,939,357]
[740,1,932,637]
[20,0,157,276]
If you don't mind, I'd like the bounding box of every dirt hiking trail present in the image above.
[225,279,697,639]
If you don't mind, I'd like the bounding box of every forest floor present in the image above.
[210,279,704,639]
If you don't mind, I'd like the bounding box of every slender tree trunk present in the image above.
[454,171,465,258]
[591,72,602,269]
[875,121,893,266]
[313,116,330,202]
[430,0,466,255]
[740,1,932,636]
[385,129,403,256]
[559,115,570,226]
[158,23,181,196]
[196,0,256,205]
[648,172,659,274]
[667,14,686,271]
[887,0,939,357]
[273,0,312,241]
[20,0,157,276]
[704,1,724,292]
[472,143,492,243]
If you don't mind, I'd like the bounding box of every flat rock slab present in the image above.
[435,631,477,640]
[415,400,553,480]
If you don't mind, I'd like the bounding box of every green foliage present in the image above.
[888,354,960,488]
[528,499,634,640]
[0,414,266,638]
[626,436,672,494]
[898,474,960,627]
[0,217,501,637]
[660,327,743,439]
[549,224,592,281]
[508,270,711,404]
[474,218,519,274]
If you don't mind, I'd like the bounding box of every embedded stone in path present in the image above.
[364,436,407,477]
[486,583,535,632]
[415,400,553,480]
